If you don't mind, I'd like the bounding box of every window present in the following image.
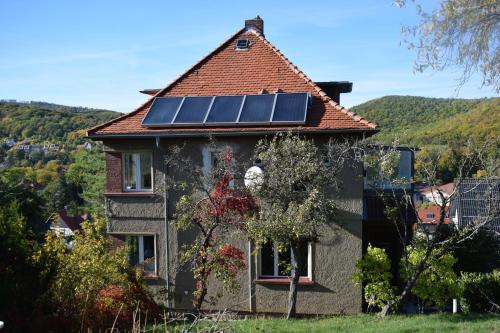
[235,39,250,50]
[260,242,311,278]
[128,235,156,273]
[426,213,435,219]
[202,146,234,188]
[123,152,152,191]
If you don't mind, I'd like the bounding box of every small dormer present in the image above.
[315,81,353,104]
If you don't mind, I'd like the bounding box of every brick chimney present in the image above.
[245,16,264,35]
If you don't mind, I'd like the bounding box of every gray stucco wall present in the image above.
[103,135,363,314]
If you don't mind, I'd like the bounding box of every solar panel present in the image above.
[238,94,275,123]
[141,97,183,126]
[272,93,309,123]
[205,96,244,124]
[172,96,213,124]
[141,92,310,127]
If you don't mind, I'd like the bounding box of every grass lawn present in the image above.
[152,313,500,333]
[227,313,500,333]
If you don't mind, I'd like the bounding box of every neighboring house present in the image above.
[413,182,454,227]
[450,178,500,233]
[417,204,450,224]
[17,143,59,153]
[48,210,85,248]
[414,182,454,206]
[362,147,415,284]
[87,17,379,315]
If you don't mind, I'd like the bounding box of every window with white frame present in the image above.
[128,235,156,273]
[260,242,311,278]
[202,146,234,188]
[123,152,152,191]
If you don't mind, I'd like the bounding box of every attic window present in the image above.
[236,39,250,50]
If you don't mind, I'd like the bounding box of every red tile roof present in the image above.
[57,210,84,232]
[88,26,377,137]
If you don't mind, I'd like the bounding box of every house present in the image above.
[414,182,454,206]
[48,209,85,248]
[412,182,454,231]
[87,17,379,315]
[450,178,500,233]
[362,146,415,284]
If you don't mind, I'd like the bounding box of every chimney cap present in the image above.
[245,16,264,35]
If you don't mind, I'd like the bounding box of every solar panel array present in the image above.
[454,179,500,232]
[141,92,310,127]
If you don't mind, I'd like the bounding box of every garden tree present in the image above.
[66,146,106,216]
[0,202,49,331]
[395,0,500,92]
[401,245,459,312]
[0,168,45,231]
[36,218,159,331]
[42,173,76,216]
[245,133,356,319]
[172,147,258,310]
[365,139,499,316]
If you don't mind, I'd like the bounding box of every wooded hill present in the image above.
[0,100,120,142]
[351,96,500,146]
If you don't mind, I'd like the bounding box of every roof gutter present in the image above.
[86,128,378,140]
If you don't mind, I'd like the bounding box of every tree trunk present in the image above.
[194,251,209,312]
[380,247,432,317]
[287,244,301,319]
[194,283,207,312]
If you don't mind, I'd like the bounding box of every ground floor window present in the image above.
[260,242,311,278]
[128,235,156,273]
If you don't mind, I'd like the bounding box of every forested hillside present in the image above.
[352,96,500,183]
[351,96,499,145]
[0,100,119,142]
[0,100,120,218]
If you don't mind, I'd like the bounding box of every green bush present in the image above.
[353,245,395,310]
[36,218,161,331]
[401,246,459,310]
[453,229,500,274]
[460,270,500,313]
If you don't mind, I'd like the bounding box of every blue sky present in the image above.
[0,0,496,112]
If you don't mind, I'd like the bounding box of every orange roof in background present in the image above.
[88,24,377,137]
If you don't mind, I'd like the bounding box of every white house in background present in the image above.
[415,182,455,206]
[48,210,86,248]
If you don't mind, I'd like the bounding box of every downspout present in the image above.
[156,137,170,309]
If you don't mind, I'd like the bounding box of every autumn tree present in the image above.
[245,133,356,319]
[395,0,500,92]
[172,147,258,310]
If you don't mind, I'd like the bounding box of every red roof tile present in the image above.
[58,210,84,232]
[88,26,377,137]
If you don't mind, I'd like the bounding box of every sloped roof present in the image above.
[418,182,455,196]
[57,210,84,232]
[88,26,377,137]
